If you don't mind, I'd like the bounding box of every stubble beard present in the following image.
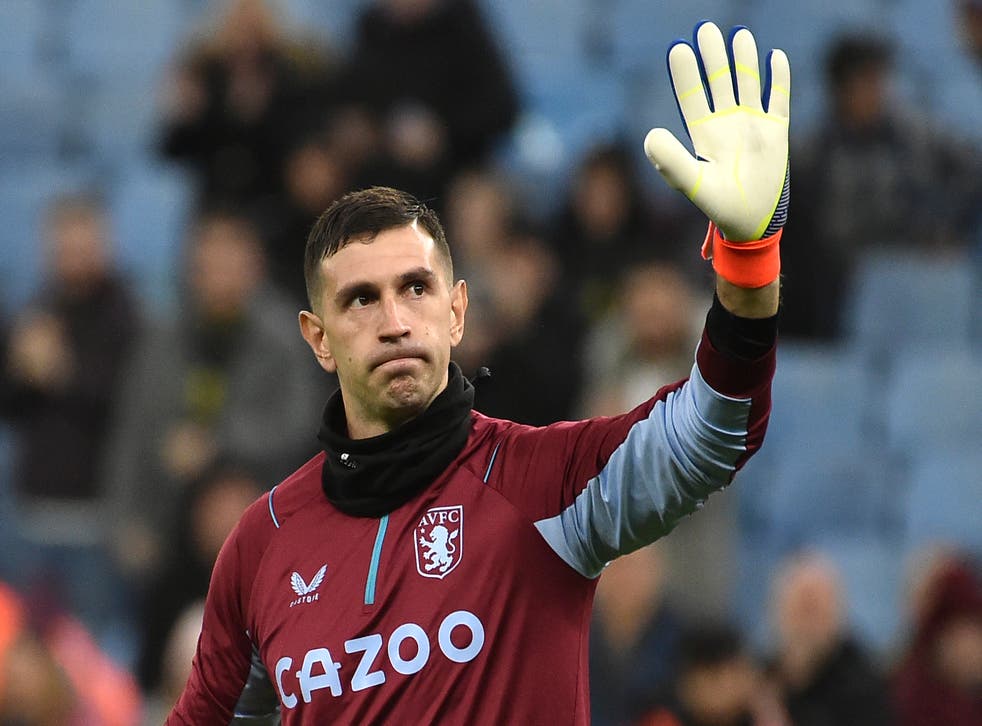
[376,372,432,425]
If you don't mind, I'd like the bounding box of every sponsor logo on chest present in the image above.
[414,505,463,579]
[289,564,327,607]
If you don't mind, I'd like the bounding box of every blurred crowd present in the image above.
[1,0,981,724]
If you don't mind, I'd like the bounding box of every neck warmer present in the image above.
[318,363,475,518]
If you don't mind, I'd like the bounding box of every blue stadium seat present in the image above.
[888,0,982,142]
[810,535,906,655]
[767,447,895,548]
[734,539,786,650]
[480,0,591,60]
[902,449,982,558]
[63,0,187,82]
[108,161,196,316]
[0,425,28,586]
[843,249,975,365]
[733,344,876,545]
[743,0,893,131]
[0,78,66,162]
[736,536,906,657]
[0,0,48,83]
[67,77,162,163]
[279,0,370,51]
[883,347,982,455]
[605,0,742,73]
[767,343,874,455]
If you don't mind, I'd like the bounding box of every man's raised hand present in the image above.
[644,22,790,243]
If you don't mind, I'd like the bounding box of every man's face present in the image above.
[48,214,110,292]
[190,220,263,319]
[300,223,467,438]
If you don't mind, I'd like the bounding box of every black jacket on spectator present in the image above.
[342,0,518,184]
[471,292,584,427]
[161,48,336,209]
[779,637,893,726]
[0,276,138,503]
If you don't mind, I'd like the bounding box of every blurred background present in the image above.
[0,0,980,724]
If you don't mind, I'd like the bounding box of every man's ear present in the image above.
[449,279,468,347]
[299,310,337,373]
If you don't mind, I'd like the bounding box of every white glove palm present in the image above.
[644,23,791,242]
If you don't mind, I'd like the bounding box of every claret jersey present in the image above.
[167,332,774,724]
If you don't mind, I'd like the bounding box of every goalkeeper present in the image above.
[168,21,790,725]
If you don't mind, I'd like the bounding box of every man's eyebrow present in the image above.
[333,267,438,306]
[333,280,377,307]
[398,267,437,286]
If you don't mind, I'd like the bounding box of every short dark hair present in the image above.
[303,186,452,310]
[825,33,893,91]
[45,191,106,227]
[676,623,745,674]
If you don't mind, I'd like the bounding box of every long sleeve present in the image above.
[167,510,278,724]
[484,327,774,578]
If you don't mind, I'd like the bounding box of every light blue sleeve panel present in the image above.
[534,362,751,578]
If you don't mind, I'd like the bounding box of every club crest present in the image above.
[414,505,463,579]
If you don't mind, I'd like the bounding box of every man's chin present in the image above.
[380,373,429,413]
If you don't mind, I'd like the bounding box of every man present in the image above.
[0,193,139,640]
[781,31,980,339]
[103,210,321,583]
[168,21,790,724]
[768,552,892,726]
[639,623,789,726]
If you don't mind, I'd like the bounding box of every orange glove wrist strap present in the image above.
[701,222,782,288]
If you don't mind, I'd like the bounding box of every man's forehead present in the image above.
[321,223,440,285]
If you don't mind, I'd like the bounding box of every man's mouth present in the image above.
[371,349,428,370]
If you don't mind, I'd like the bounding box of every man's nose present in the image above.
[378,296,411,340]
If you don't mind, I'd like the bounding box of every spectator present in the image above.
[640,623,789,726]
[159,0,338,209]
[103,210,323,584]
[767,552,892,726]
[0,194,139,525]
[782,32,981,339]
[136,460,263,693]
[581,259,703,418]
[0,193,139,637]
[143,601,206,726]
[960,0,982,69]
[590,543,686,726]
[0,581,142,726]
[340,0,519,200]
[893,556,982,726]
[0,582,75,726]
[901,545,963,641]
[257,134,350,305]
[470,224,583,424]
[551,142,693,320]
[441,167,516,379]
[444,172,583,424]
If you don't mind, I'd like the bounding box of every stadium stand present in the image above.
[0,2,980,716]
[843,250,976,368]
[903,449,982,558]
[883,346,982,456]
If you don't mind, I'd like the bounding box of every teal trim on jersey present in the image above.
[267,485,280,529]
[364,514,389,606]
[483,442,501,483]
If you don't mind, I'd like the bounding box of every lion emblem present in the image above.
[414,505,464,579]
[419,525,459,574]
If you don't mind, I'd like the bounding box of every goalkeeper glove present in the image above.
[644,22,790,287]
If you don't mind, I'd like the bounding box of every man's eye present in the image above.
[351,295,372,308]
[410,283,426,296]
